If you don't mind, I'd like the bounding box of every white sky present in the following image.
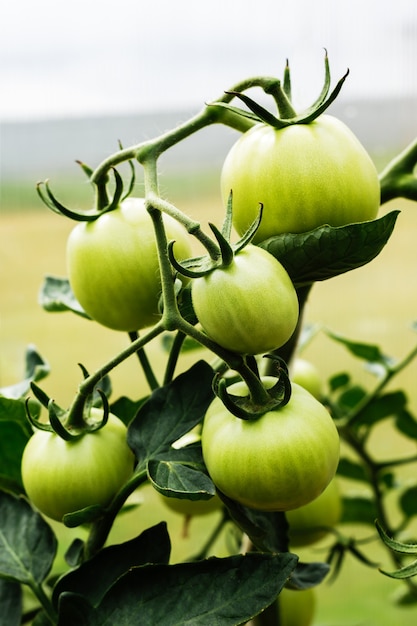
[1,0,416,121]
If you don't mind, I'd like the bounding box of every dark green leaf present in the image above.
[0,345,49,399]
[399,485,417,518]
[337,386,367,413]
[219,491,289,553]
[337,458,368,483]
[58,553,298,626]
[353,391,407,429]
[328,372,350,392]
[110,396,148,427]
[148,445,216,499]
[127,361,214,470]
[392,587,417,606]
[259,211,399,285]
[0,579,22,626]
[340,494,378,525]
[285,561,330,590]
[38,276,90,318]
[0,398,33,494]
[53,523,170,609]
[395,408,417,439]
[0,490,57,585]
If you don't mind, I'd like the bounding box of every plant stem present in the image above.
[29,581,57,625]
[128,331,159,391]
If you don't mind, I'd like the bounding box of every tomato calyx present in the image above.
[211,51,349,129]
[213,356,292,420]
[26,376,110,441]
[169,193,262,279]
[37,155,135,222]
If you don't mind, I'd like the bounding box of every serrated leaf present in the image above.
[127,361,214,471]
[259,211,399,285]
[376,520,417,555]
[0,491,57,585]
[57,552,298,626]
[0,398,33,494]
[53,523,170,610]
[0,578,22,626]
[38,276,90,318]
[340,494,378,525]
[0,345,49,399]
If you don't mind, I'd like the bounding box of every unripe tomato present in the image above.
[221,115,380,243]
[276,588,316,626]
[290,358,323,400]
[191,245,299,355]
[287,478,342,547]
[201,379,339,511]
[67,197,192,331]
[21,409,135,521]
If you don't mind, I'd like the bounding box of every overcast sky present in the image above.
[1,0,416,121]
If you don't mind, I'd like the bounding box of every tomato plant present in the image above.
[221,114,380,243]
[191,245,299,354]
[2,53,417,626]
[67,197,192,331]
[286,478,342,547]
[21,409,135,521]
[201,378,340,511]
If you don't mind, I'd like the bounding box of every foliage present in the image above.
[2,53,417,625]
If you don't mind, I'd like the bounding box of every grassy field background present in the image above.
[1,169,417,625]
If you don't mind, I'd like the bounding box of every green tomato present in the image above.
[201,378,339,511]
[221,115,380,243]
[191,245,299,355]
[21,409,135,521]
[276,588,316,626]
[67,197,192,331]
[290,358,323,400]
[287,478,342,547]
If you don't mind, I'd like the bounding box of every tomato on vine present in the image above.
[21,409,135,521]
[201,378,339,511]
[67,197,192,332]
[221,116,380,243]
[287,478,342,547]
[191,244,299,355]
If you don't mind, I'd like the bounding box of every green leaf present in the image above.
[399,485,417,518]
[110,396,148,427]
[352,391,407,429]
[325,330,392,367]
[376,520,417,555]
[285,561,330,590]
[218,491,290,554]
[0,579,22,626]
[53,523,171,610]
[340,494,378,525]
[127,361,214,471]
[328,372,351,392]
[57,552,298,626]
[395,408,417,439]
[0,490,57,585]
[337,458,369,483]
[0,345,49,399]
[38,275,90,318]
[148,445,216,500]
[259,211,399,286]
[0,397,33,494]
